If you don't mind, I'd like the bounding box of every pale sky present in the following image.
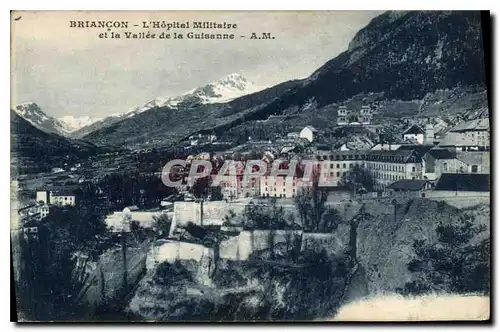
[11,10,382,119]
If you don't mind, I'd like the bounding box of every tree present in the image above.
[17,206,108,320]
[340,164,374,194]
[210,185,224,201]
[97,172,176,210]
[152,213,172,238]
[347,204,370,265]
[223,209,237,226]
[319,207,343,233]
[294,183,341,233]
[192,176,211,199]
[397,215,489,296]
[240,199,297,261]
[242,199,292,230]
[185,222,208,240]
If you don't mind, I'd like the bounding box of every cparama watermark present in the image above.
[161,159,341,188]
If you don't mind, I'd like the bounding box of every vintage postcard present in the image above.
[10,10,490,322]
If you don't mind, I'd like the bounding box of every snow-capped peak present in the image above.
[57,74,266,137]
[126,73,266,115]
[14,102,47,120]
[13,102,66,134]
[13,102,100,135]
[58,115,101,132]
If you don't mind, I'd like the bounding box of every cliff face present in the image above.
[302,11,486,105]
[353,199,490,294]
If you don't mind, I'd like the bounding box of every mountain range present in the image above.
[68,73,265,139]
[10,111,106,174]
[80,11,487,148]
[13,103,101,136]
[12,11,488,150]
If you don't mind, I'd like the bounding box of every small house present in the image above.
[386,179,433,198]
[402,125,425,144]
[300,126,318,142]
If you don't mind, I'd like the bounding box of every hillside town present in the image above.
[13,102,491,320]
[17,104,490,224]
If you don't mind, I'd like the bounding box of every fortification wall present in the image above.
[426,192,489,208]
[172,201,249,227]
[147,240,215,286]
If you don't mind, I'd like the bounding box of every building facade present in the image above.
[455,151,490,174]
[36,188,78,206]
[337,105,373,126]
[422,148,459,180]
[260,175,300,198]
[18,203,51,222]
[36,190,50,204]
[364,150,423,190]
[217,175,261,200]
[312,149,423,190]
[402,124,425,144]
[386,179,433,198]
[440,118,490,151]
[50,190,78,206]
[422,150,490,180]
[313,150,364,187]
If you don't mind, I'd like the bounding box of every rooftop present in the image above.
[398,144,435,157]
[303,125,318,132]
[50,189,79,196]
[313,149,422,163]
[371,144,402,151]
[402,124,425,135]
[456,151,490,166]
[434,173,490,192]
[426,148,457,160]
[387,179,430,191]
[449,118,489,132]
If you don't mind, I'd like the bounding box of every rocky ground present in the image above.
[125,197,490,321]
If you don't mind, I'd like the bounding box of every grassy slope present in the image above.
[10,111,106,174]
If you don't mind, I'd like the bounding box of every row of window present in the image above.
[221,182,258,188]
[427,164,479,173]
[322,162,414,173]
[466,131,488,137]
[337,117,372,123]
[337,109,372,115]
[52,196,74,201]
[325,163,349,169]
[316,154,412,163]
[372,172,409,182]
[263,187,297,193]
[317,154,364,161]
[366,163,415,172]
[264,181,296,186]
[323,171,343,178]
[261,193,295,198]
